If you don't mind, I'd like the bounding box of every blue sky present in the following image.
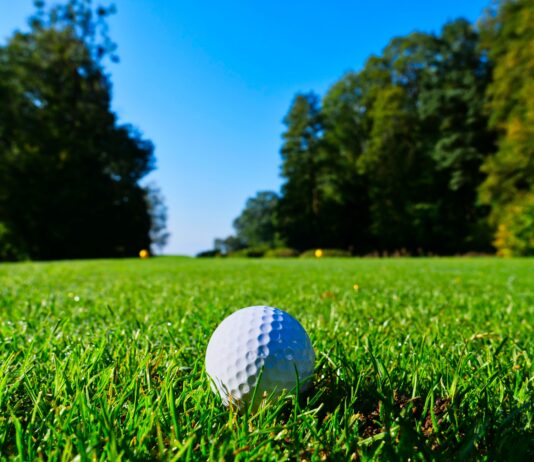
[1,0,490,255]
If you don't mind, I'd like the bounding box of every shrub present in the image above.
[264,247,298,258]
[493,193,534,256]
[300,248,351,258]
[196,249,222,258]
[0,223,28,261]
[227,246,267,258]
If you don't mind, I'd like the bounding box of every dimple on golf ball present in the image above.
[205,306,315,409]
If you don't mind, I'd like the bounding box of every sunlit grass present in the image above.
[0,257,532,460]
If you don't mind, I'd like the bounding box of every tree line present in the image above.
[210,0,533,257]
[0,0,168,260]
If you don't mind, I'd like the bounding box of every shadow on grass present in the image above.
[295,353,534,460]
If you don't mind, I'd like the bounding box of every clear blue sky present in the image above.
[1,0,490,255]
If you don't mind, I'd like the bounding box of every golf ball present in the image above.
[205,306,315,409]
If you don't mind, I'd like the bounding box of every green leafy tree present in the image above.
[278,93,326,250]
[417,20,495,252]
[358,84,421,251]
[214,236,246,255]
[145,184,170,254]
[348,22,494,253]
[233,191,280,248]
[479,0,534,255]
[321,73,373,253]
[223,7,525,256]
[0,0,165,260]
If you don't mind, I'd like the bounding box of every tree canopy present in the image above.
[233,191,280,248]
[215,0,532,256]
[0,0,167,260]
[479,0,534,255]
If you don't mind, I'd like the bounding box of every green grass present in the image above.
[0,257,532,460]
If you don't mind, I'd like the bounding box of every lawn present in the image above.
[0,257,532,460]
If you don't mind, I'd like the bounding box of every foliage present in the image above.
[210,192,280,257]
[277,93,327,250]
[196,249,222,258]
[227,246,268,258]
[232,191,280,248]
[0,0,166,260]
[493,193,534,256]
[320,74,373,253]
[230,2,532,255]
[358,84,420,250]
[145,184,170,254]
[479,0,534,253]
[214,235,246,255]
[299,248,351,258]
[264,247,298,258]
[0,257,532,459]
[0,223,28,261]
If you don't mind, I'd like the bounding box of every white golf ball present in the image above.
[205,306,315,410]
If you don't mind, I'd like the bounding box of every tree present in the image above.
[0,0,166,260]
[215,4,526,256]
[270,23,496,255]
[358,84,421,251]
[277,93,326,250]
[479,0,534,255]
[320,73,373,253]
[233,191,280,248]
[214,236,246,255]
[351,22,494,253]
[145,184,170,254]
[416,20,495,252]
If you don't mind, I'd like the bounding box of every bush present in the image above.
[264,247,298,258]
[493,193,534,256]
[196,249,222,258]
[227,246,267,258]
[300,248,351,258]
[0,223,28,261]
